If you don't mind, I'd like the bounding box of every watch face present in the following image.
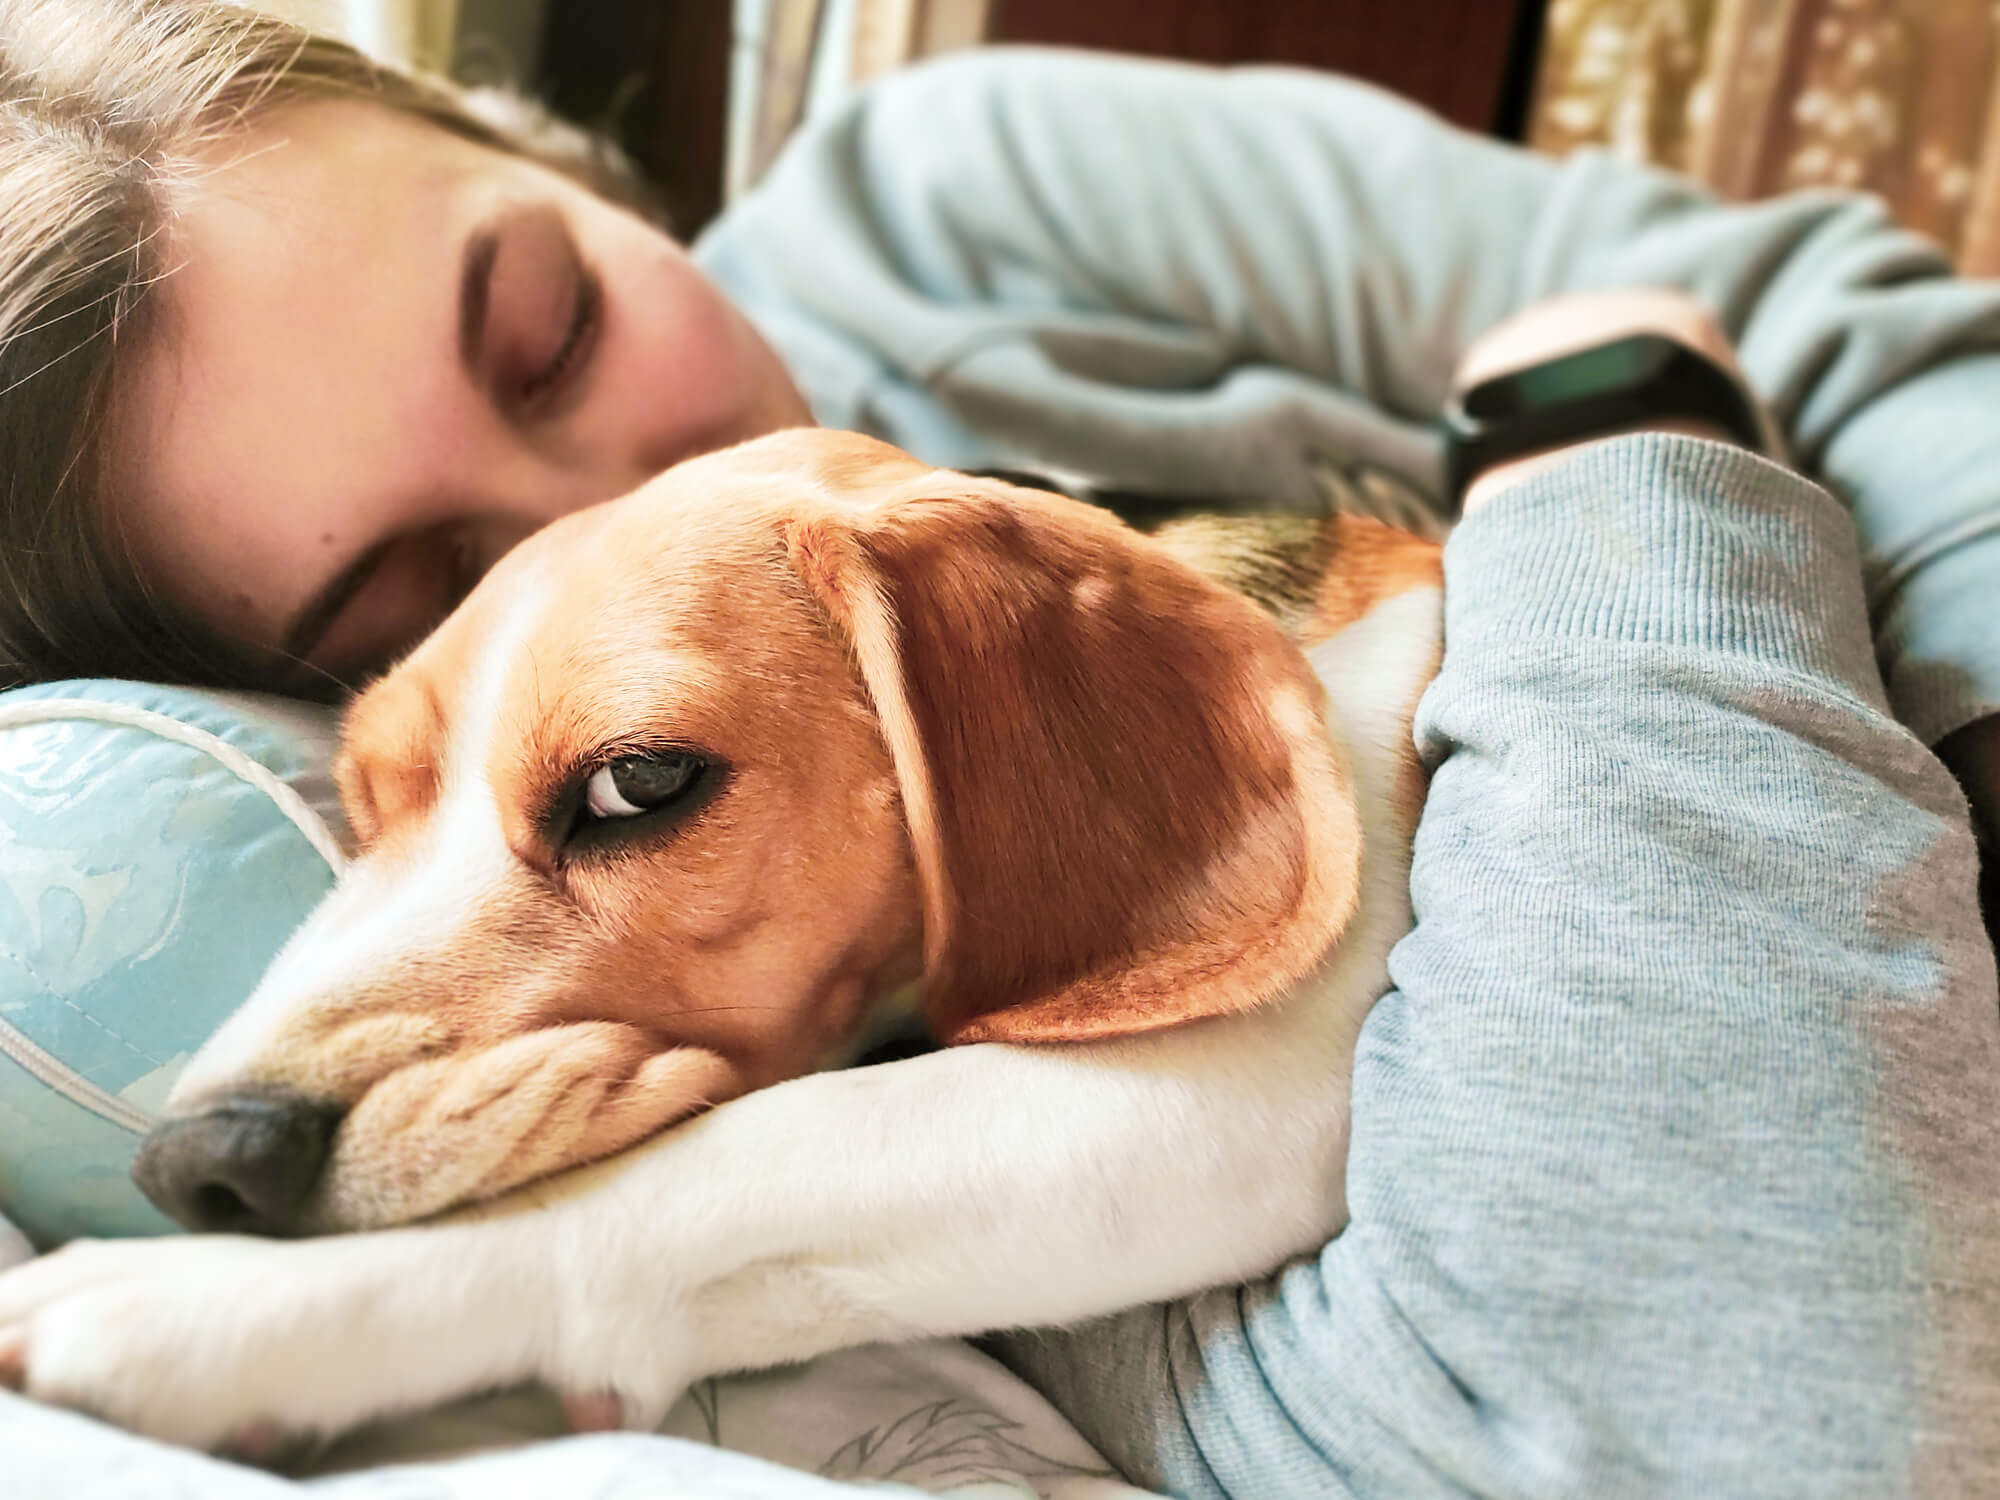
[1443,332,1767,515]
[1462,335,1671,420]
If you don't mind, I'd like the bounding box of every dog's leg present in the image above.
[565,1014,1355,1389]
[0,995,1359,1449]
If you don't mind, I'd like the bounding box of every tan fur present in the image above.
[1304,515,1445,647]
[1146,512,1336,635]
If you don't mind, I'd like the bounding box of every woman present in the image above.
[1,2,1996,1494]
[0,0,809,691]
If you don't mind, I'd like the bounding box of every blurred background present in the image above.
[270,1,2000,269]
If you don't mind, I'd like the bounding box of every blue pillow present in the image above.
[0,681,346,1248]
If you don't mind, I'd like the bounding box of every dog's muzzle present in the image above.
[133,1091,346,1236]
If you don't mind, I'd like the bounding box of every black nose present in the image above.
[132,1092,345,1236]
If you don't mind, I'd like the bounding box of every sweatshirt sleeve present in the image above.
[990,435,2000,1499]
[698,48,2000,742]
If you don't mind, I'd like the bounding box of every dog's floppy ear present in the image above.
[786,470,1364,1045]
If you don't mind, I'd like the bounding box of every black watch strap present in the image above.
[1441,333,1767,513]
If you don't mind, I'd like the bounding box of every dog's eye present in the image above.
[583,752,705,820]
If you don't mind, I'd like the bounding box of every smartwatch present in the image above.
[1441,332,1768,513]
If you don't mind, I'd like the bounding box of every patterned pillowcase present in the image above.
[0,682,345,1249]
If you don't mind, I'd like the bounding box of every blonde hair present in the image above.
[0,0,647,694]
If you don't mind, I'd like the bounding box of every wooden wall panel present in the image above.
[537,0,732,236]
[988,0,1531,133]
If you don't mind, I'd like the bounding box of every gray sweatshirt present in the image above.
[694,49,2000,1497]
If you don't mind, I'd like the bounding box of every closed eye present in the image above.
[468,203,603,418]
[519,270,599,409]
[295,523,489,684]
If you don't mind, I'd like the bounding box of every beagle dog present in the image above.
[0,429,1442,1452]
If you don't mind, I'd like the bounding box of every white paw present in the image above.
[0,1227,695,1454]
[0,1235,416,1452]
[0,1237,302,1449]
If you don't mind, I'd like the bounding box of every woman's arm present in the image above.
[698,46,2000,753]
[995,427,2000,1497]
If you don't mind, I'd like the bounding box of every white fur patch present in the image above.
[169,573,554,1111]
[1306,587,1442,800]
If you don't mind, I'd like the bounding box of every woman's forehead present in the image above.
[155,100,516,311]
[107,100,528,651]
[183,94,499,203]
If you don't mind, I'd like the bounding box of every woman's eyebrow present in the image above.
[283,535,395,662]
[460,224,500,369]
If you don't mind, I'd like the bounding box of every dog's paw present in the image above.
[0,1235,396,1452]
[0,1227,691,1454]
[0,1237,307,1449]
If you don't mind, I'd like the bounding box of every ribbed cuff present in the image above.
[1445,434,1887,711]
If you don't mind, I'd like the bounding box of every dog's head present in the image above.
[134,431,1365,1234]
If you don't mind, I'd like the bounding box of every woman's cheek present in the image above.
[602,242,768,475]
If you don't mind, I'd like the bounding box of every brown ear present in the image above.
[786,474,1363,1045]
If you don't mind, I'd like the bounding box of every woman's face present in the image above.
[107,97,811,685]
